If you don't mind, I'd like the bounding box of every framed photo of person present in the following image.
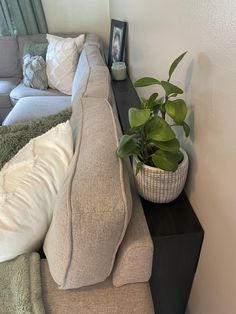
[108,19,127,69]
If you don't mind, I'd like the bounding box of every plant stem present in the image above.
[161,95,168,120]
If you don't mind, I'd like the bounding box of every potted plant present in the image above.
[116,52,190,203]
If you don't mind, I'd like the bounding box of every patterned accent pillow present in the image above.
[23,41,48,60]
[23,54,48,90]
[46,34,85,95]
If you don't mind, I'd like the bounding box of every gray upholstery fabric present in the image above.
[0,107,11,124]
[43,98,132,289]
[0,37,21,78]
[112,183,153,287]
[102,91,154,286]
[71,44,111,140]
[3,96,71,125]
[0,78,21,95]
[23,55,48,90]
[71,41,106,101]
[84,33,103,49]
[83,42,106,67]
[41,259,155,314]
[10,83,66,105]
[83,66,110,98]
[0,78,21,122]
[71,48,90,101]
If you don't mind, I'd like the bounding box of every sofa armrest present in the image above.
[112,183,154,287]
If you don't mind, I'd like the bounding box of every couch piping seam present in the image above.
[105,99,131,278]
[62,100,84,288]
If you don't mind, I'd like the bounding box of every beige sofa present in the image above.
[1,34,155,313]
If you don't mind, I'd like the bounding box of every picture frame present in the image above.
[108,19,127,69]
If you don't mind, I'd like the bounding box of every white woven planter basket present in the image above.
[133,150,189,203]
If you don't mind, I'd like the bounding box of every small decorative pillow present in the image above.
[23,41,48,60]
[46,34,85,95]
[0,121,73,263]
[23,54,48,90]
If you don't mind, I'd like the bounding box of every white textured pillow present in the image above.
[46,34,85,95]
[0,121,73,262]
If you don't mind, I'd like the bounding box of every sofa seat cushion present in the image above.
[3,96,71,125]
[0,78,21,122]
[0,78,21,108]
[0,78,21,96]
[10,83,66,105]
[0,107,11,124]
[44,98,132,289]
[41,259,154,314]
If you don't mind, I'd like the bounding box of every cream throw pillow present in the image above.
[46,34,85,95]
[0,121,73,262]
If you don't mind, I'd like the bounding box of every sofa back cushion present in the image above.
[112,181,153,287]
[71,43,107,101]
[43,98,132,289]
[0,37,21,78]
[18,33,83,68]
[23,41,48,60]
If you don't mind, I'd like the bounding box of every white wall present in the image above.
[110,1,236,313]
[41,0,110,44]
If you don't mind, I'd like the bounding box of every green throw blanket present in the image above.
[0,253,45,314]
[0,108,72,170]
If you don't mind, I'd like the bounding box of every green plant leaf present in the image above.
[129,108,151,128]
[154,138,180,152]
[152,150,182,172]
[145,93,159,110]
[135,161,144,175]
[145,116,176,142]
[182,121,190,137]
[161,81,183,96]
[152,103,162,113]
[116,134,138,158]
[165,99,187,124]
[168,51,187,81]
[134,77,161,87]
[128,126,139,134]
[148,93,159,102]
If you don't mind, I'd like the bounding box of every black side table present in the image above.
[112,77,204,314]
